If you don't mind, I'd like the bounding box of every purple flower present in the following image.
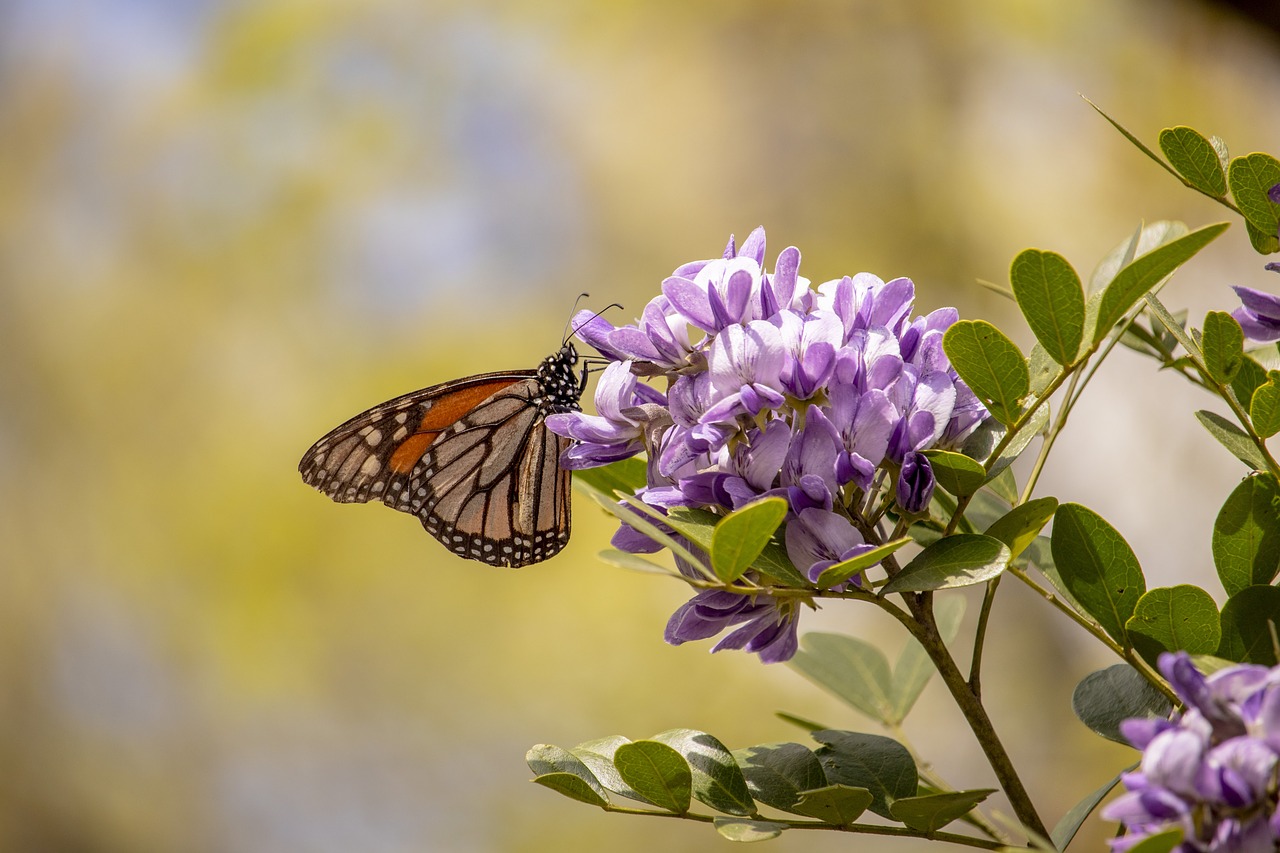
[1105,652,1280,851]
[559,227,991,662]
[897,451,935,514]
[1231,286,1280,343]
[785,508,872,584]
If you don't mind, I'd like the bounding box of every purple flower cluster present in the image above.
[1105,652,1280,852]
[547,227,988,662]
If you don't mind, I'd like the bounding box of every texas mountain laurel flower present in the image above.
[546,227,990,663]
[1105,652,1280,852]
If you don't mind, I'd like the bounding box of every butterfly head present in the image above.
[538,343,584,414]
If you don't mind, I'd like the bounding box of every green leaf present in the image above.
[1195,409,1269,470]
[1051,765,1131,852]
[1089,221,1189,294]
[1250,378,1280,438]
[1025,343,1060,397]
[1125,585,1222,667]
[921,450,987,498]
[599,498,709,575]
[571,736,649,803]
[1227,152,1280,237]
[711,497,789,583]
[652,729,755,816]
[1159,126,1228,196]
[1218,585,1280,665]
[788,633,896,724]
[791,785,873,825]
[613,740,692,814]
[1093,222,1230,346]
[572,456,647,503]
[889,595,966,722]
[1050,503,1146,645]
[811,730,917,819]
[1233,356,1270,413]
[1010,249,1086,365]
[1213,474,1280,595]
[813,537,911,589]
[942,320,1029,424]
[1247,218,1280,254]
[667,506,809,587]
[1201,311,1245,385]
[532,772,610,807]
[527,744,610,803]
[984,497,1059,561]
[596,549,673,575]
[1127,828,1185,853]
[712,818,787,842]
[889,789,995,833]
[881,534,1011,594]
[980,402,1050,484]
[732,743,827,813]
[1071,665,1173,743]
[986,466,1020,506]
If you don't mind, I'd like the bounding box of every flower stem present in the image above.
[874,595,1050,841]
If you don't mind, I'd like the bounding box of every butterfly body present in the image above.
[299,344,584,567]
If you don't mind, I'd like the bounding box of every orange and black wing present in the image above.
[299,370,572,567]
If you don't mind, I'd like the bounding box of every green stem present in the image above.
[599,805,1004,848]
[873,595,1050,841]
[968,575,1001,698]
[1007,567,1178,705]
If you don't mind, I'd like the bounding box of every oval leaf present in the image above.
[1093,222,1230,346]
[652,729,755,816]
[814,537,911,589]
[1218,585,1280,665]
[614,740,692,814]
[1125,585,1222,668]
[712,818,787,842]
[1250,378,1280,438]
[1196,409,1269,470]
[792,784,873,825]
[921,450,987,498]
[732,743,828,813]
[1232,355,1268,409]
[1050,503,1146,645]
[889,789,995,833]
[984,497,1059,561]
[527,743,610,802]
[532,772,610,807]
[1159,126,1228,197]
[711,497,788,583]
[811,730,918,818]
[1213,473,1280,596]
[1010,249,1086,366]
[881,534,1011,594]
[1227,152,1280,236]
[1071,665,1173,744]
[571,736,647,802]
[942,320,1029,425]
[788,633,895,723]
[572,457,648,503]
[1127,829,1184,853]
[1201,311,1244,385]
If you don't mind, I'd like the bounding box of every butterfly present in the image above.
[298,343,588,567]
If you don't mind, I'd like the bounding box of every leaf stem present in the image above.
[871,595,1050,841]
[598,804,1004,848]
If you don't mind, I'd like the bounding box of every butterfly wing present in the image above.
[299,366,575,568]
[299,371,534,506]
[390,378,573,566]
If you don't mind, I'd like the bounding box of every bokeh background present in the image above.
[3,1,1279,851]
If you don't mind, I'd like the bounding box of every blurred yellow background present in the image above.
[2,1,1278,851]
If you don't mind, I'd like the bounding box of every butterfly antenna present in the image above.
[565,301,625,345]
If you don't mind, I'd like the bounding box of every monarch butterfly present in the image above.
[298,343,588,567]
